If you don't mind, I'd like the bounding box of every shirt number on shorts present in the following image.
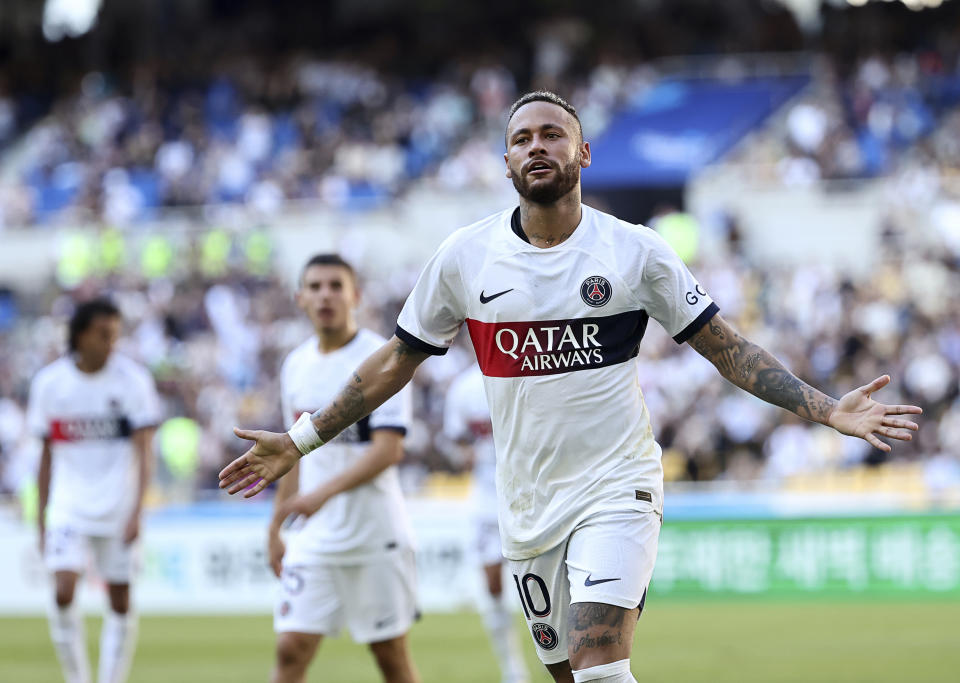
[512,572,551,619]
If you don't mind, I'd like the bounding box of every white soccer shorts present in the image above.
[507,509,661,665]
[274,547,418,644]
[44,525,138,584]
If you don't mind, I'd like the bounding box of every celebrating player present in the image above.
[220,92,922,683]
[29,298,160,683]
[444,361,530,683]
[266,254,420,683]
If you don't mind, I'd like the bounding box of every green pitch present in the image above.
[2,601,958,682]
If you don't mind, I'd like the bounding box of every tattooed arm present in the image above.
[220,336,429,497]
[688,314,921,451]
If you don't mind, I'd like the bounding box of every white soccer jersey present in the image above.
[443,365,498,522]
[280,329,414,565]
[27,355,161,536]
[397,205,717,560]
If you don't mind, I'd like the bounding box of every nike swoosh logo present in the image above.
[479,288,514,304]
[584,575,621,587]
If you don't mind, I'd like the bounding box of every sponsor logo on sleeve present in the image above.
[685,284,708,306]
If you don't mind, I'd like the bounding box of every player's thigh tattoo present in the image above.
[567,602,632,656]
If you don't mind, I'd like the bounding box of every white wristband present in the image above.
[287,412,325,455]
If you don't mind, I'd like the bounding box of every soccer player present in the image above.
[267,254,420,683]
[444,361,530,683]
[29,298,160,683]
[220,92,922,683]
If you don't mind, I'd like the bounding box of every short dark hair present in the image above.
[506,90,582,145]
[68,298,120,352]
[300,253,356,285]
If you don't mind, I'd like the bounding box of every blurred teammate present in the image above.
[267,254,420,683]
[444,362,529,683]
[29,298,160,683]
[220,92,922,683]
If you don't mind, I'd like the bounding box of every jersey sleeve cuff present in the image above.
[672,302,719,344]
[370,425,408,436]
[395,325,449,356]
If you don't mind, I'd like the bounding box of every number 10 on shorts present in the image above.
[512,572,551,619]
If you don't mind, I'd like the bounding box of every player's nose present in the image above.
[528,137,548,155]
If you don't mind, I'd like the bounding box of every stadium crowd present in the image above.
[1,0,960,500]
[0,211,957,500]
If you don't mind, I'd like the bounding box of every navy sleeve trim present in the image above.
[673,302,720,344]
[395,325,449,356]
[370,425,408,436]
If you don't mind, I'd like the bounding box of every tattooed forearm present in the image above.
[739,352,761,381]
[749,367,837,422]
[307,337,428,444]
[688,316,837,424]
[752,368,806,414]
[311,384,366,442]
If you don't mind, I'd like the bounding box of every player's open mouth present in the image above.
[526,161,553,176]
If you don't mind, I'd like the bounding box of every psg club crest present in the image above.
[532,622,559,650]
[580,276,612,308]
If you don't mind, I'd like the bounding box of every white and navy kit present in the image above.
[397,205,717,661]
[275,329,417,642]
[27,355,160,580]
[398,205,716,559]
[443,365,502,566]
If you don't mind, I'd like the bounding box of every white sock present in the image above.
[482,596,529,683]
[572,658,636,682]
[97,611,138,683]
[48,603,91,683]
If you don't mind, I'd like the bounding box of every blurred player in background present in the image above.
[220,93,922,683]
[444,360,529,683]
[29,298,160,683]
[267,254,420,683]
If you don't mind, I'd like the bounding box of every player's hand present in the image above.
[123,515,140,544]
[267,529,285,578]
[220,428,302,498]
[278,489,332,520]
[826,375,922,452]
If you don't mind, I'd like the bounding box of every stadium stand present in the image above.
[0,0,958,502]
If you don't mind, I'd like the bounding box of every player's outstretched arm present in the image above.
[220,336,429,497]
[687,314,921,452]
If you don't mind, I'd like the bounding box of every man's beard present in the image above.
[511,156,580,205]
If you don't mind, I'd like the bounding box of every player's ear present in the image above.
[579,141,591,169]
[504,152,513,179]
